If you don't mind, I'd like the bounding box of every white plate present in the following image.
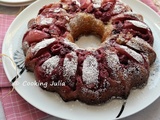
[2,0,160,120]
[0,0,35,6]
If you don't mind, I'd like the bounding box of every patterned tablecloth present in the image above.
[0,0,160,120]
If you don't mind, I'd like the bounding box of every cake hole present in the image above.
[75,35,101,49]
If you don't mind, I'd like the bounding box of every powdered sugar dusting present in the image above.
[81,87,99,98]
[148,59,160,89]
[124,12,143,21]
[93,4,101,8]
[105,50,120,71]
[114,5,123,14]
[126,37,154,65]
[36,15,54,25]
[40,17,53,25]
[113,2,125,14]
[31,38,56,54]
[64,38,79,49]
[127,20,149,29]
[82,55,99,84]
[119,45,144,63]
[123,62,142,80]
[41,55,60,75]
[63,52,78,79]
[126,37,153,52]
[92,0,102,8]
[105,50,120,79]
[54,8,61,13]
[74,0,81,6]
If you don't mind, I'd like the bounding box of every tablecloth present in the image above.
[0,14,50,120]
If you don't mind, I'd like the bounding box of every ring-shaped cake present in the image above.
[22,0,156,104]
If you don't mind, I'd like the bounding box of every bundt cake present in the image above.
[22,0,156,105]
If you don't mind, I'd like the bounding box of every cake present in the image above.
[22,0,156,105]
